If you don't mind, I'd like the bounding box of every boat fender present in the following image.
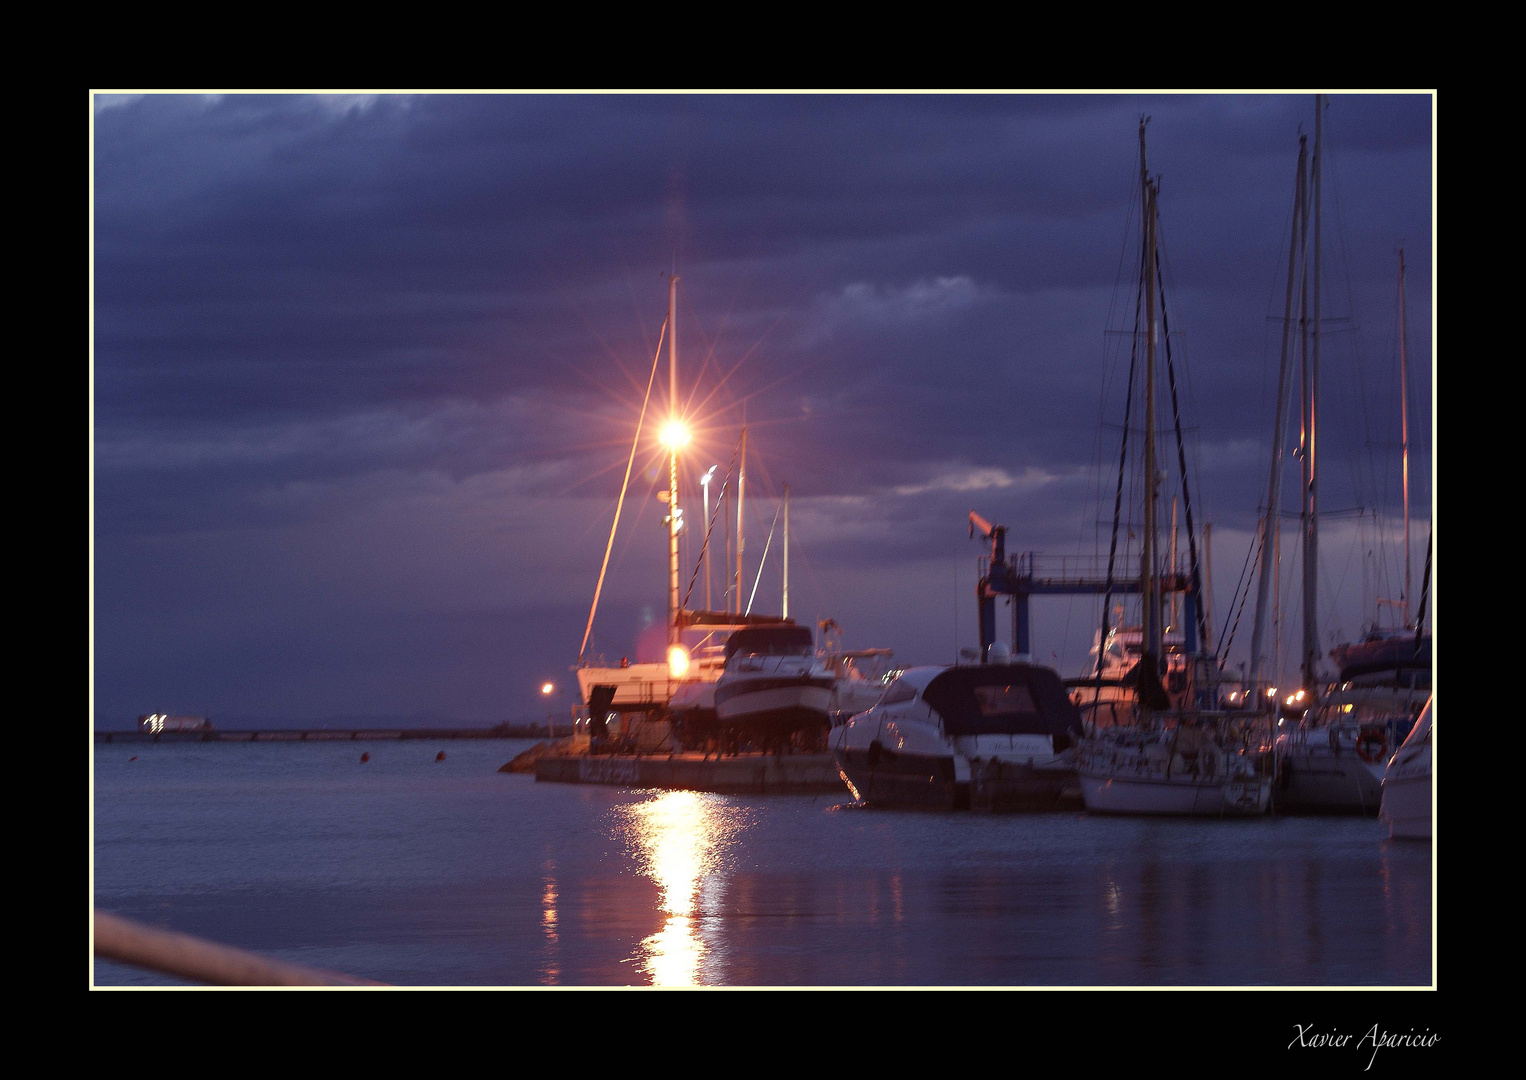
[1357,728,1388,764]
[867,739,883,767]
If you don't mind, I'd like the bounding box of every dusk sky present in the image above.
[91,92,1434,728]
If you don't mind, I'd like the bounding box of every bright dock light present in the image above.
[541,682,555,696]
[667,644,690,679]
[660,420,690,449]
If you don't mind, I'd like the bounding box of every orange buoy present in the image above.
[360,752,370,763]
[128,755,138,762]
[435,751,446,762]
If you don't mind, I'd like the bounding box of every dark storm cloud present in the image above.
[92,92,1433,725]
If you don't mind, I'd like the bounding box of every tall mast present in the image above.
[782,483,790,620]
[1203,522,1214,655]
[1399,248,1411,629]
[735,425,747,616]
[1302,95,1323,690]
[1140,119,1161,663]
[1249,135,1308,690]
[667,275,681,646]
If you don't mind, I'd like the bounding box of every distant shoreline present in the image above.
[94,723,555,743]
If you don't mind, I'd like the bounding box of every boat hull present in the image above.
[714,679,834,727]
[1381,720,1432,841]
[1381,771,1431,840]
[1077,738,1271,816]
[1274,748,1385,814]
[1079,772,1271,815]
[834,747,1079,812]
[834,746,965,809]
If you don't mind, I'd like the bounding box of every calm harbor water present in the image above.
[92,738,1433,987]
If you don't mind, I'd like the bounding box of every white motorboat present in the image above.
[832,661,1083,811]
[822,648,895,723]
[1380,696,1432,840]
[713,624,836,740]
[1067,620,1189,729]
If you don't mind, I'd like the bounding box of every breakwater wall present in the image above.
[95,726,549,744]
[535,751,844,795]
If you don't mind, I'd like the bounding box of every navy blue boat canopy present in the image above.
[725,624,812,660]
[922,664,1082,737]
[1332,633,1432,685]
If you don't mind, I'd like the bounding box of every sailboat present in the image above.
[1269,104,1431,813]
[575,277,891,756]
[574,276,801,752]
[1074,121,1274,817]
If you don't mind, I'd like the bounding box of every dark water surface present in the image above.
[92,739,1433,987]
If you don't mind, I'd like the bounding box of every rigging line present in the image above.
[679,439,743,614]
[579,317,667,660]
[745,497,785,616]
[1413,530,1432,655]
[1218,527,1263,671]
[1097,230,1147,704]
[1154,243,1211,657]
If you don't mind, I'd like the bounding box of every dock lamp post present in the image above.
[700,464,717,611]
[541,681,560,738]
[660,419,690,651]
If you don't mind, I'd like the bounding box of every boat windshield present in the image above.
[724,625,813,660]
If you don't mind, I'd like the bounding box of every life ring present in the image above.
[1357,728,1388,763]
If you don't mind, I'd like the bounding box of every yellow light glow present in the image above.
[541,682,555,696]
[668,645,690,679]
[660,420,690,449]
[622,790,745,986]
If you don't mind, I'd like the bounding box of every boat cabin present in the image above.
[877,664,1082,740]
[724,624,812,661]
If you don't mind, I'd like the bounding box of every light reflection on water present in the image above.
[93,741,1432,986]
[618,790,746,986]
[539,864,559,985]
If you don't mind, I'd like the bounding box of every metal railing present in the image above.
[93,911,386,987]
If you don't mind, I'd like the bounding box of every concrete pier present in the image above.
[535,750,845,795]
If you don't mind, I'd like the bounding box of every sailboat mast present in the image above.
[783,483,790,620]
[1142,178,1162,661]
[1399,248,1411,629]
[735,425,747,616]
[1249,135,1307,690]
[667,275,681,646]
[1136,120,1160,663]
[1302,95,1323,690]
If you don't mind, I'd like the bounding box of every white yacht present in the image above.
[832,658,1083,811]
[713,624,835,738]
[1380,696,1432,840]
